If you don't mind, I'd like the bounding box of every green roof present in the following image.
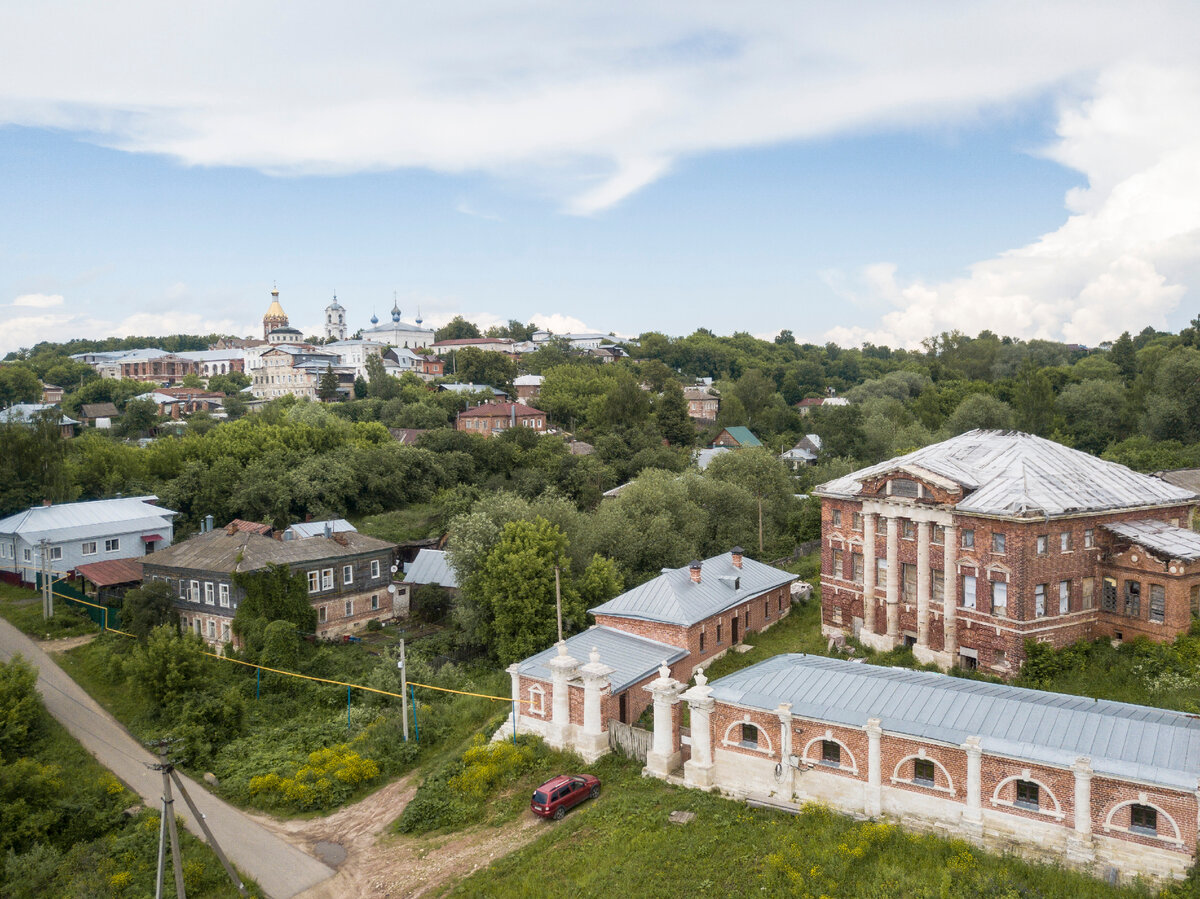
[721,426,762,447]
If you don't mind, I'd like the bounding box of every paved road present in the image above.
[0,620,335,899]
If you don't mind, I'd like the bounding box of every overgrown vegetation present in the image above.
[0,583,96,639]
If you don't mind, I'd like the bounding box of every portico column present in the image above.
[862,513,878,634]
[547,641,579,750]
[943,525,958,660]
[578,647,615,762]
[885,516,900,641]
[1072,756,1093,839]
[682,670,716,788]
[865,718,882,817]
[962,735,983,829]
[645,663,682,777]
[916,521,931,647]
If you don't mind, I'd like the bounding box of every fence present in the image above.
[607,719,652,763]
[771,539,821,567]
[51,579,123,630]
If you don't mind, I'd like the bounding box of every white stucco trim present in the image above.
[890,752,955,796]
[528,683,546,717]
[990,773,1064,821]
[801,732,859,775]
[1102,798,1184,847]
[721,717,775,755]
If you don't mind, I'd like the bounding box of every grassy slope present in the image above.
[0,582,97,638]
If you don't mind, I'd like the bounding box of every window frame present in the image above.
[307,570,320,593]
[218,583,230,608]
[204,582,215,605]
[831,509,842,528]
[962,574,977,610]
[81,541,97,556]
[991,580,1007,617]
[913,758,935,787]
[740,723,759,749]
[48,546,62,561]
[1130,803,1158,836]
[1060,532,1072,552]
[1035,583,1046,618]
[1059,580,1070,615]
[820,740,841,767]
[991,532,1006,554]
[104,537,120,553]
[370,559,381,579]
[1036,535,1047,555]
[1149,584,1166,623]
[345,599,354,618]
[343,564,354,585]
[321,568,334,591]
[1014,780,1040,811]
[961,529,974,549]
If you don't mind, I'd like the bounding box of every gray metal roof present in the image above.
[284,519,357,540]
[815,429,1198,518]
[1103,519,1200,561]
[403,549,458,588]
[710,655,1200,790]
[590,552,797,627]
[144,528,394,573]
[518,626,688,694]
[0,496,176,542]
[0,403,79,426]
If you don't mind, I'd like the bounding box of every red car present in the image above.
[531,774,601,820]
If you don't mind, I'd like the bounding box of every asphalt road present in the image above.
[0,620,335,899]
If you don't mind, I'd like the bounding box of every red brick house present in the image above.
[683,387,719,421]
[456,401,547,436]
[814,430,1200,674]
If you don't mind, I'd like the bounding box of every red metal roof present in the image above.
[458,401,542,418]
[226,519,275,535]
[75,558,143,587]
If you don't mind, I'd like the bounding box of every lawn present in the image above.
[447,751,1168,899]
[0,581,97,639]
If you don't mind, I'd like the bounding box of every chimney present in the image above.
[226,522,237,535]
[42,499,52,507]
[324,522,332,539]
[204,514,214,534]
[510,404,516,427]
[731,546,744,569]
[689,560,702,584]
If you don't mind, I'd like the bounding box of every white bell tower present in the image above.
[324,294,347,342]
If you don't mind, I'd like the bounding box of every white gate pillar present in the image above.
[644,662,683,777]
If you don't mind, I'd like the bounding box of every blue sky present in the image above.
[2,3,1199,353]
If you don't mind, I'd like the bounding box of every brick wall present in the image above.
[1091,776,1196,853]
[881,734,965,800]
[981,755,1073,828]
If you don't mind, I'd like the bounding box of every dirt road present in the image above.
[256,775,544,899]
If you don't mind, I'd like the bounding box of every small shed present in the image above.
[75,558,144,604]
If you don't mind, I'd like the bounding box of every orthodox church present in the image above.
[260,287,435,349]
[359,298,435,349]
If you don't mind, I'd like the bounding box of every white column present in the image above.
[777,702,793,764]
[885,516,900,642]
[865,717,882,817]
[943,525,958,662]
[916,521,931,647]
[577,647,615,762]
[505,662,521,736]
[862,512,877,634]
[962,735,983,829]
[547,641,579,750]
[682,670,715,788]
[645,663,682,777]
[1067,756,1096,861]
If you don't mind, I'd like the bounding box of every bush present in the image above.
[249,743,380,811]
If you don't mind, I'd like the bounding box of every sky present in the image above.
[3,2,1200,354]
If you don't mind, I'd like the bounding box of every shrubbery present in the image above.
[250,744,380,810]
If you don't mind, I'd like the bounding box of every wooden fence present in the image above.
[607,719,653,762]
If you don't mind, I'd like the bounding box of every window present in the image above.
[319,606,327,623]
[81,541,97,556]
[740,724,759,748]
[1124,580,1141,618]
[960,651,978,671]
[371,559,381,579]
[852,512,863,531]
[48,546,62,561]
[371,594,379,611]
[1102,577,1118,613]
[1130,804,1158,835]
[1036,535,1047,555]
[322,568,334,590]
[994,649,1006,666]
[104,538,120,553]
[764,599,770,619]
[933,570,944,604]
[222,623,231,643]
[901,563,917,603]
[1084,528,1095,549]
[699,631,706,652]
[207,619,215,639]
[345,600,353,617]
[890,478,920,498]
[1060,532,1072,552]
[307,571,320,593]
[1015,780,1040,810]
[962,575,977,610]
[1059,580,1070,614]
[204,582,215,605]
[832,509,842,528]
[821,740,841,766]
[831,548,844,577]
[852,553,864,584]
[913,758,935,787]
[1082,577,1095,610]
[219,583,230,608]
[902,520,915,540]
[179,580,187,600]
[932,525,945,545]
[716,622,723,644]
[22,548,30,562]
[991,533,1006,553]
[1035,584,1046,617]
[961,529,974,549]
[1150,584,1166,623]
[991,581,1007,617]
[876,558,887,584]
[190,580,199,602]
[343,564,353,585]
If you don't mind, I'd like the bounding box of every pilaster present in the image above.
[865,718,882,817]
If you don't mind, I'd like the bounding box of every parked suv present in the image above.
[531,774,601,820]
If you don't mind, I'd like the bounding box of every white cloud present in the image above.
[10,293,65,308]
[529,313,595,335]
[825,62,1200,348]
[3,3,1199,214]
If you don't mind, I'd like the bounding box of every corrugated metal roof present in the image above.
[815,430,1198,518]
[75,558,144,586]
[710,655,1200,790]
[144,529,395,573]
[514,375,544,386]
[590,552,797,627]
[285,519,357,539]
[0,403,79,426]
[518,626,688,694]
[1103,519,1200,561]
[718,427,762,447]
[403,549,458,588]
[0,497,175,541]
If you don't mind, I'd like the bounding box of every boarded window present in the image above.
[902,520,915,540]
[1150,584,1166,623]
[890,478,919,498]
[831,548,844,577]
[832,509,842,527]
[1102,577,1118,613]
[852,512,863,531]
[962,529,975,549]
[1084,528,1094,548]
[992,533,1006,553]
[1060,532,1072,552]
[1124,581,1141,618]
[1082,577,1095,610]
[932,570,944,604]
[876,558,887,584]
[852,553,864,584]
[901,563,917,603]
[932,525,944,545]
[1036,535,1047,555]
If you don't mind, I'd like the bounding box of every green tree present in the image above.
[120,581,179,639]
[654,380,694,447]
[208,371,251,394]
[435,315,482,342]
[705,447,797,553]
[353,375,368,399]
[945,393,1013,435]
[0,413,70,516]
[1058,379,1128,454]
[260,619,301,670]
[576,554,623,608]
[0,365,41,407]
[1109,331,1137,383]
[0,656,40,760]
[117,397,159,438]
[124,625,205,713]
[181,372,204,389]
[1141,347,1200,443]
[232,563,318,637]
[222,390,249,420]
[1012,361,1056,435]
[365,354,400,400]
[452,346,517,394]
[318,364,341,402]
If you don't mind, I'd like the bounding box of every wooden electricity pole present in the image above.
[554,565,563,643]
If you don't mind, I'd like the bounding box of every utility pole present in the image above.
[398,639,409,741]
[152,743,186,899]
[39,538,52,620]
[169,770,246,896]
[554,565,563,643]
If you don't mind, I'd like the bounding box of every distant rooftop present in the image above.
[403,549,458,588]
